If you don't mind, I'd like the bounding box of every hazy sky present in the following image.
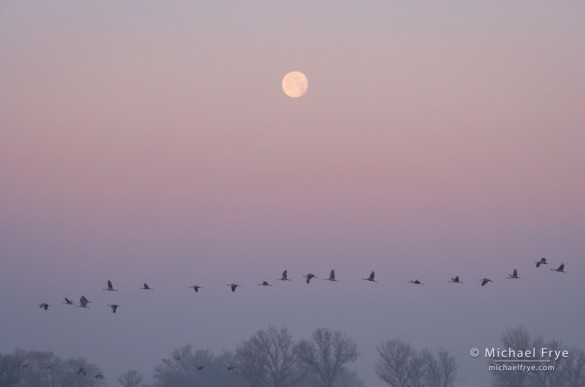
[1,2,584,386]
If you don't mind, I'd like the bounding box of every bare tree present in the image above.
[154,345,237,387]
[0,351,26,387]
[562,347,585,387]
[437,348,457,387]
[61,357,105,387]
[299,328,359,387]
[118,370,143,387]
[529,336,566,387]
[375,338,425,387]
[234,333,268,387]
[491,327,533,387]
[421,348,457,387]
[0,350,105,387]
[234,325,305,387]
[422,348,441,387]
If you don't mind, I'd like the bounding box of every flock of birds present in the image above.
[37,258,566,313]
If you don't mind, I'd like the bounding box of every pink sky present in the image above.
[1,2,584,386]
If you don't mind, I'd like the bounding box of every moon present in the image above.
[282,71,308,98]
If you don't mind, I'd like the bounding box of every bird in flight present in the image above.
[324,269,339,282]
[363,271,377,282]
[189,285,202,293]
[108,304,120,313]
[39,303,49,311]
[197,366,205,371]
[103,280,118,291]
[79,296,90,308]
[63,298,74,305]
[448,276,462,284]
[227,365,235,371]
[535,257,548,268]
[95,374,104,379]
[507,269,520,279]
[78,367,87,376]
[257,281,272,286]
[277,270,291,281]
[409,279,423,285]
[303,273,317,284]
[551,263,566,273]
[140,283,153,290]
[480,278,493,286]
[228,284,240,292]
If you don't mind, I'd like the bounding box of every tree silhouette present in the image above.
[234,325,305,387]
[153,345,238,387]
[562,347,585,387]
[0,349,105,387]
[298,328,359,387]
[0,351,26,387]
[492,326,533,387]
[118,369,144,387]
[529,336,566,387]
[376,338,425,387]
[420,348,457,387]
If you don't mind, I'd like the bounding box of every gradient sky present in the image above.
[1,2,584,386]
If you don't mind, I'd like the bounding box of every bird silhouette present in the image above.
[95,374,104,379]
[33,252,579,318]
[303,273,317,284]
[363,271,377,282]
[324,269,339,282]
[535,257,548,268]
[78,367,86,376]
[102,280,117,291]
[79,296,90,308]
[197,366,205,371]
[480,278,493,286]
[277,270,291,281]
[551,263,566,273]
[227,365,235,371]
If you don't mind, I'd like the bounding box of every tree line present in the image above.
[5,325,582,386]
[149,326,365,387]
[1,325,459,387]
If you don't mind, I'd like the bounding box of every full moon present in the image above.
[282,71,308,98]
